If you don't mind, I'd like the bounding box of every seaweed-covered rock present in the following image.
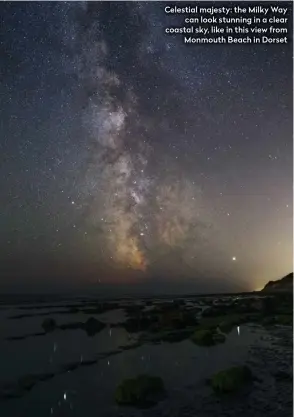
[210,366,252,393]
[115,374,165,407]
[41,318,56,333]
[190,329,215,346]
[191,329,226,346]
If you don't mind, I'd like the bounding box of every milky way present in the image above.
[69,4,218,279]
[75,23,151,272]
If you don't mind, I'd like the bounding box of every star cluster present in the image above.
[0,2,292,293]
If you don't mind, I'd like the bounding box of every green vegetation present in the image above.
[191,329,215,346]
[210,366,252,393]
[190,328,227,346]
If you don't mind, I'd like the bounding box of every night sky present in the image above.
[1,2,293,294]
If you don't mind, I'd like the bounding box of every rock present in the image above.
[115,374,165,407]
[190,329,215,346]
[190,325,227,346]
[41,318,56,333]
[210,366,253,393]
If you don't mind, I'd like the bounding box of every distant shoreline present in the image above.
[0,290,264,306]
